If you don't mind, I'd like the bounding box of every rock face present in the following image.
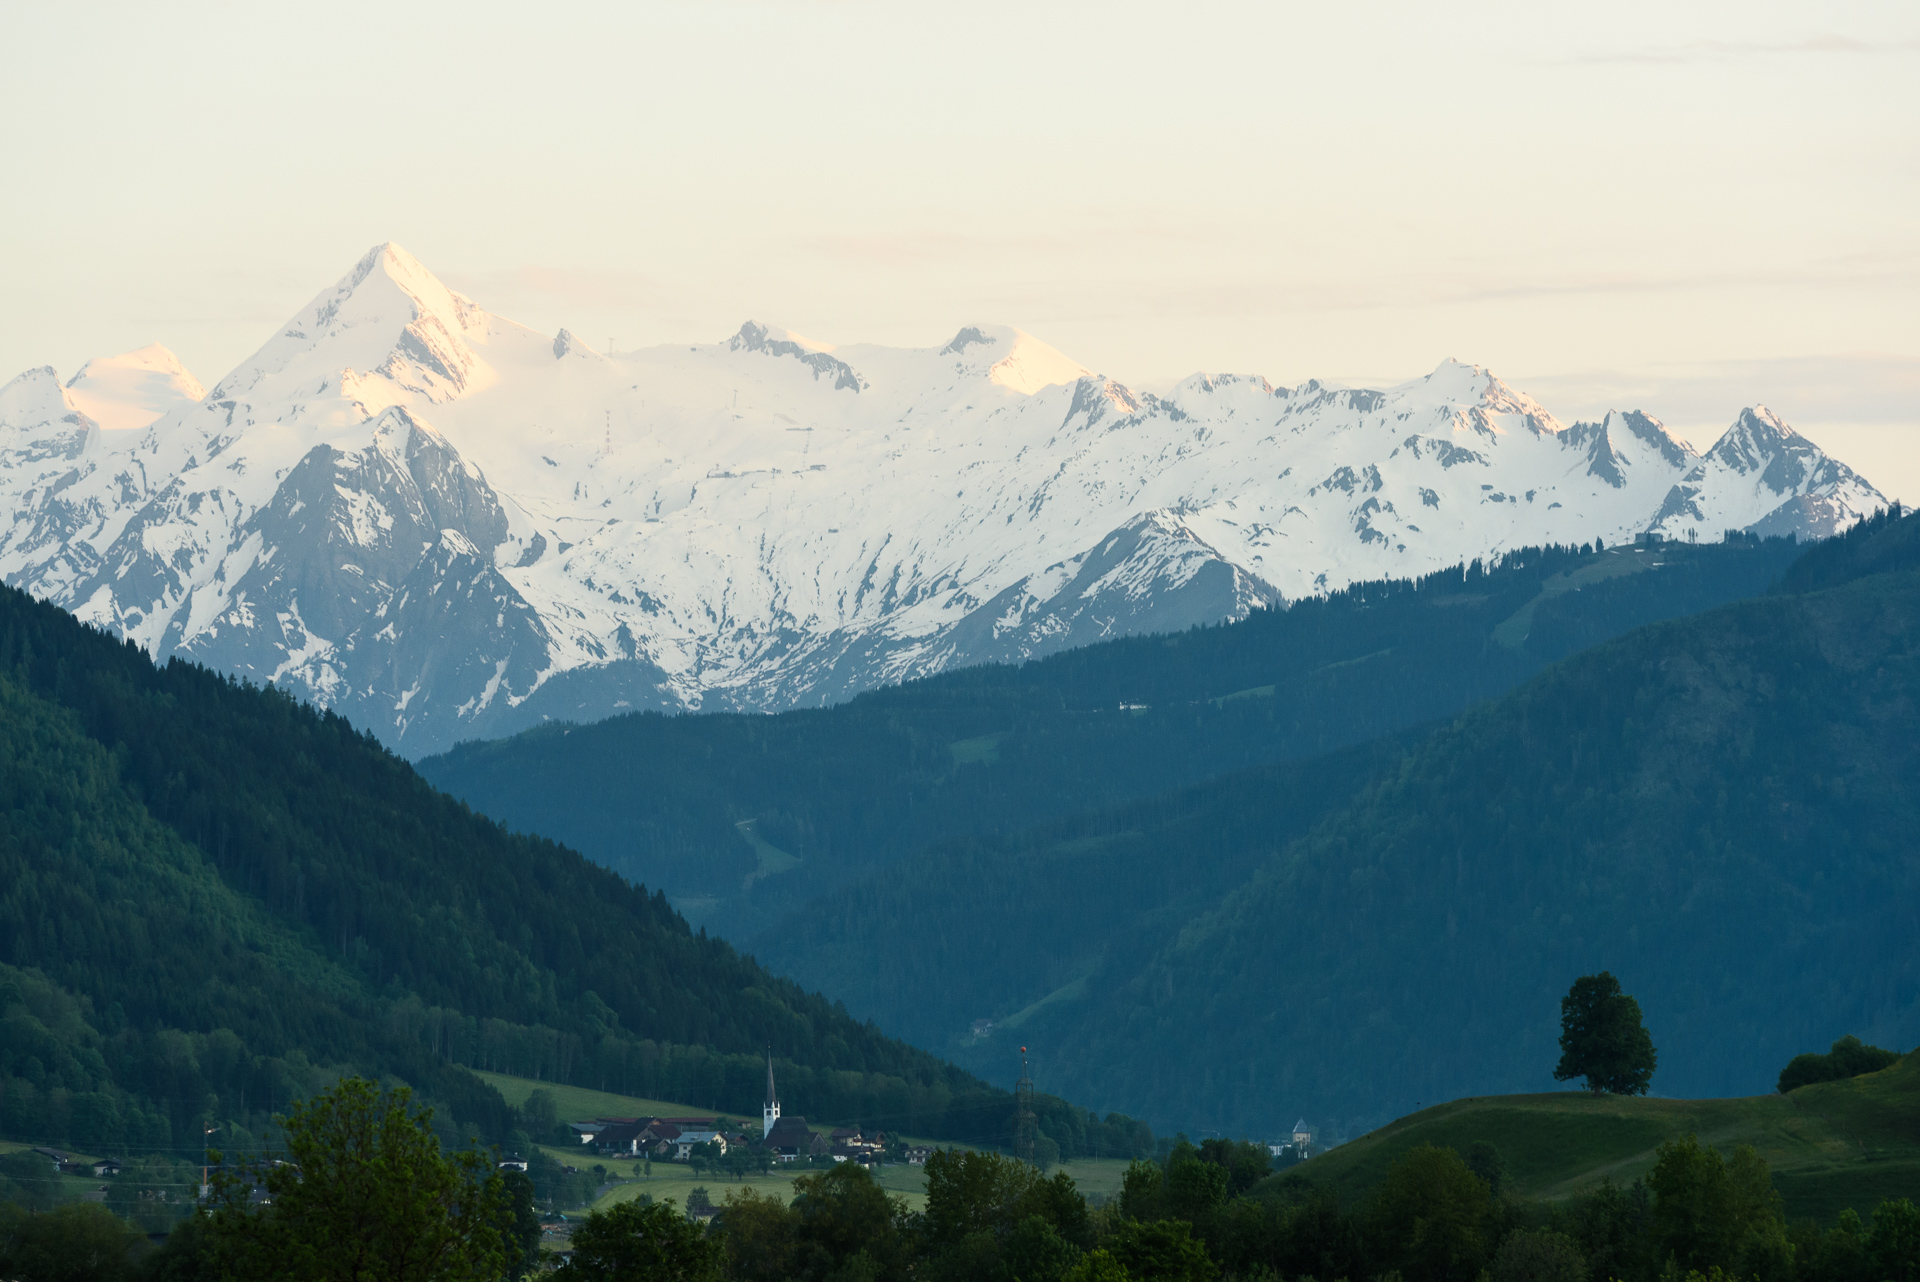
[0,243,1887,756]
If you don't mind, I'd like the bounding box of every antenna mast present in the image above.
[1014,1046,1037,1164]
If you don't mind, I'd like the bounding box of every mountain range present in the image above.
[420,534,1807,937]
[765,510,1920,1137]
[0,243,1884,755]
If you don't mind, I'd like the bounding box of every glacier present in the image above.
[0,243,1886,756]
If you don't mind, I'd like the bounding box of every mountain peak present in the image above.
[729,322,864,392]
[209,242,486,407]
[64,344,205,431]
[1733,405,1795,441]
[0,366,98,462]
[961,325,1090,396]
[732,321,834,355]
[0,366,73,426]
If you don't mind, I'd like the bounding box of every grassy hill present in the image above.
[1285,1050,1920,1222]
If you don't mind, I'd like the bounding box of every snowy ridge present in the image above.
[0,244,1887,755]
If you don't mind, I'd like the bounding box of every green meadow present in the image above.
[1289,1052,1920,1222]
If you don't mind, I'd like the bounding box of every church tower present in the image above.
[763,1050,781,1137]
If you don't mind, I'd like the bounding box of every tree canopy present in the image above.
[1555,973,1658,1096]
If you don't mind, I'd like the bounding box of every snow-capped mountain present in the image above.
[0,244,1886,755]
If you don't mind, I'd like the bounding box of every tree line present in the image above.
[7,1077,1917,1282]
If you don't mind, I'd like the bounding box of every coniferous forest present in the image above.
[0,578,1035,1157]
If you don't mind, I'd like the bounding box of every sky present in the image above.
[3,0,1916,494]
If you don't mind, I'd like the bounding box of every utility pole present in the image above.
[1014,1046,1036,1164]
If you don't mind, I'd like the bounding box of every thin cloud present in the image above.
[442,265,668,308]
[1573,33,1920,65]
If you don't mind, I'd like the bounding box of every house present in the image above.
[830,1144,880,1167]
[637,1121,683,1156]
[673,1129,728,1160]
[30,1147,68,1169]
[1290,1119,1313,1153]
[567,1121,607,1145]
[905,1147,933,1166]
[590,1119,653,1156]
[497,1157,529,1172]
[830,1128,883,1155]
[92,1159,122,1178]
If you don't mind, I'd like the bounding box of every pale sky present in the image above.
[4,0,1916,495]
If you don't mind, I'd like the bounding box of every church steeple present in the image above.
[763,1049,781,1137]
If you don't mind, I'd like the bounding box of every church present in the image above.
[760,1052,827,1161]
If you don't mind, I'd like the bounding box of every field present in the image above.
[1287,1053,1920,1222]
[584,1154,1140,1217]
[476,1072,752,1132]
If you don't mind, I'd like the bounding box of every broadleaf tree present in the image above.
[206,1077,512,1282]
[1554,972,1657,1096]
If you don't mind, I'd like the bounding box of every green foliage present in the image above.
[1195,1139,1275,1198]
[1646,1135,1790,1280]
[718,1187,799,1282]
[1555,972,1658,1096]
[1779,1036,1903,1094]
[1791,1208,1873,1282]
[525,1150,597,1211]
[0,1148,66,1213]
[1062,1247,1132,1282]
[1870,1198,1920,1282]
[1000,1215,1082,1282]
[1104,1218,1217,1282]
[1490,1227,1588,1282]
[567,1196,721,1282]
[785,1162,909,1280]
[204,1078,511,1282]
[1367,1144,1497,1282]
[921,1147,1089,1258]
[499,1170,542,1276]
[0,577,1013,1150]
[0,1200,148,1282]
[1467,1141,1510,1197]
[104,1155,201,1233]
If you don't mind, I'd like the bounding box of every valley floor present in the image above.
[480,1072,1138,1214]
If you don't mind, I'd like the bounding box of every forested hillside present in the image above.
[988,509,1920,1136]
[0,582,1018,1157]
[421,536,1803,936]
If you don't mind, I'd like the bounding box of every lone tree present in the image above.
[1554,972,1657,1095]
